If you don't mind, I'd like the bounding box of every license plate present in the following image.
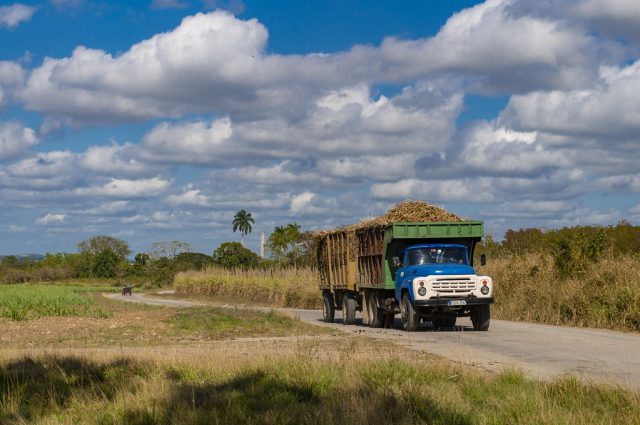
[448,300,467,306]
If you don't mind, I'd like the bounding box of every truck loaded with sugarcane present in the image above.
[315,201,493,331]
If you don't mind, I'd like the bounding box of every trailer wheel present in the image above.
[342,293,356,325]
[367,293,384,328]
[471,305,490,331]
[322,292,335,323]
[401,292,419,332]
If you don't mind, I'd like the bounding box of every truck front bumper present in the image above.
[413,297,494,307]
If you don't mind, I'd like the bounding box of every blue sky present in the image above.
[1,0,640,256]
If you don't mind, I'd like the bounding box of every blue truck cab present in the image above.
[393,243,493,331]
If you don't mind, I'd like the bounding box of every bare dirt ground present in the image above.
[109,292,640,389]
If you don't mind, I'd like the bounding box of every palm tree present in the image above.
[232,210,255,246]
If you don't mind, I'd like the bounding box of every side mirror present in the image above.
[392,256,402,269]
[480,254,487,266]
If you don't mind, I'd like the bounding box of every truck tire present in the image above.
[342,293,356,325]
[322,292,335,323]
[471,305,490,331]
[401,292,419,332]
[367,292,384,328]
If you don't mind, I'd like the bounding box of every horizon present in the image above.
[1,0,640,256]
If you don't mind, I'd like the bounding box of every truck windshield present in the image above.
[406,247,468,266]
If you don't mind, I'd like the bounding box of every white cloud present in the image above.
[36,213,66,225]
[74,177,171,198]
[481,200,572,219]
[141,118,233,163]
[0,122,38,160]
[140,84,462,164]
[572,0,640,39]
[370,178,495,202]
[17,4,602,125]
[0,3,37,29]
[166,189,209,206]
[289,191,336,216]
[0,61,25,106]
[80,201,130,215]
[378,0,595,91]
[151,211,170,222]
[78,142,158,177]
[502,60,640,138]
[458,122,569,175]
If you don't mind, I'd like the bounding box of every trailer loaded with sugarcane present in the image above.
[315,201,493,331]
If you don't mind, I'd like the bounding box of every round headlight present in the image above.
[480,285,490,295]
[418,287,427,296]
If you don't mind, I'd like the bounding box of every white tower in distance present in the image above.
[260,231,266,258]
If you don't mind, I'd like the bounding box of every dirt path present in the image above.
[108,292,640,389]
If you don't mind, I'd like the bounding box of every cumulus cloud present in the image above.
[457,122,569,176]
[0,61,25,107]
[0,3,37,29]
[17,3,606,125]
[74,177,171,198]
[166,189,209,206]
[378,0,596,92]
[36,213,66,225]
[80,201,131,215]
[370,178,496,202]
[78,142,159,177]
[502,60,640,138]
[140,84,462,165]
[481,200,573,219]
[0,122,38,160]
[572,0,640,40]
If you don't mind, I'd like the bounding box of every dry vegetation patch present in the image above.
[487,253,640,332]
[174,266,322,309]
[1,340,638,425]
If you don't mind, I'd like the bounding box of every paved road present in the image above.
[109,293,640,389]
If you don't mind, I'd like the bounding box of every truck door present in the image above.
[394,252,406,302]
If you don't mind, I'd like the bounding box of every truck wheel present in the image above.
[367,292,384,328]
[401,292,419,332]
[322,292,335,323]
[342,293,356,325]
[471,305,490,331]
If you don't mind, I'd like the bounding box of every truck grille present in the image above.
[431,280,476,294]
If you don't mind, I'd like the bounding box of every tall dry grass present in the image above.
[486,253,640,332]
[174,266,322,309]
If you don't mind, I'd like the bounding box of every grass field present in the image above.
[0,284,117,321]
[1,347,638,425]
[1,283,639,424]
